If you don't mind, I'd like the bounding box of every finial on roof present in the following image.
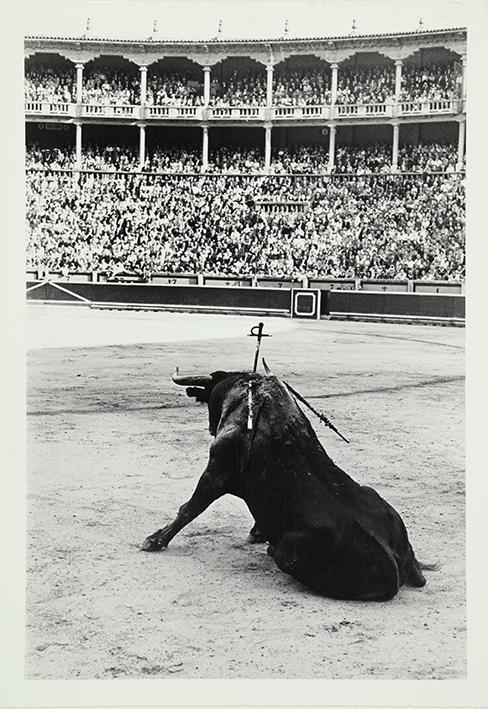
[82,17,91,39]
[418,17,424,29]
[153,19,158,34]
[284,19,289,37]
[349,18,357,36]
[218,19,223,37]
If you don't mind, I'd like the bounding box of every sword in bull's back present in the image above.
[248,322,270,373]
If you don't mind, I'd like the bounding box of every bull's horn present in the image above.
[262,358,273,375]
[171,367,212,387]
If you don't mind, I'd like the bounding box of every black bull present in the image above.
[142,370,426,601]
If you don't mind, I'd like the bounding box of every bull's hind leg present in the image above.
[406,556,426,587]
[273,528,400,601]
[141,456,228,551]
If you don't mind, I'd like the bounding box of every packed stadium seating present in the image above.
[399,63,458,102]
[24,28,466,287]
[25,62,458,106]
[25,142,461,174]
[25,67,75,103]
[25,169,465,281]
[336,66,395,105]
[82,68,139,105]
[210,71,267,106]
[147,71,203,106]
[273,69,332,106]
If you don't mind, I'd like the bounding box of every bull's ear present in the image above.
[186,386,209,403]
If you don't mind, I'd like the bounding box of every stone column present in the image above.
[202,125,209,170]
[394,60,403,102]
[75,63,84,103]
[75,121,82,167]
[139,65,148,105]
[330,63,338,105]
[139,124,146,169]
[264,123,272,170]
[328,124,336,172]
[266,64,274,107]
[391,121,400,171]
[203,66,211,107]
[457,118,466,170]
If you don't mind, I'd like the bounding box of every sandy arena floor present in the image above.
[26,305,465,679]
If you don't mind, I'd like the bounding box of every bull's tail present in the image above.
[419,561,441,572]
[406,557,440,587]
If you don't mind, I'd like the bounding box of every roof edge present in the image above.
[24,26,467,45]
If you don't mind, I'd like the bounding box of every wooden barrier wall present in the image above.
[27,279,465,323]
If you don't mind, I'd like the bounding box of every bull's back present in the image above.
[216,376,418,590]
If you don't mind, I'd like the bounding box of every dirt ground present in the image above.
[26,307,465,680]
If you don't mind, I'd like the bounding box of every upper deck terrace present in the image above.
[25,27,467,125]
[24,28,467,170]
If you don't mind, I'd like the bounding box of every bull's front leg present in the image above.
[141,456,228,552]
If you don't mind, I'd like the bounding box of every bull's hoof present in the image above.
[140,536,166,552]
[248,524,267,544]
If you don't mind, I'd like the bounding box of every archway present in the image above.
[210,56,266,106]
[83,55,139,105]
[273,55,331,105]
[146,57,203,106]
[25,53,75,102]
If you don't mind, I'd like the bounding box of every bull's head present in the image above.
[172,367,242,435]
[172,367,213,402]
[171,367,234,404]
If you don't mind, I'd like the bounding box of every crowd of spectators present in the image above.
[25,145,76,169]
[146,72,203,106]
[273,69,332,105]
[210,71,267,106]
[336,66,395,105]
[25,141,461,174]
[25,67,75,103]
[400,63,458,102]
[26,169,465,281]
[25,61,461,106]
[82,68,139,105]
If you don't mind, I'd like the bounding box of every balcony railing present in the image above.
[334,102,393,119]
[25,98,464,122]
[207,105,266,120]
[25,101,74,116]
[272,105,332,120]
[146,105,203,119]
[398,99,459,116]
[80,103,141,118]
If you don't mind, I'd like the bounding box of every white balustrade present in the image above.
[81,104,139,118]
[398,101,423,115]
[24,96,462,123]
[334,103,392,119]
[397,99,457,117]
[147,106,170,117]
[207,106,265,120]
[25,101,73,115]
[25,101,44,113]
[273,106,297,119]
[176,106,202,118]
[426,99,457,114]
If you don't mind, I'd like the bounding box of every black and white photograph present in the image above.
[1,0,486,706]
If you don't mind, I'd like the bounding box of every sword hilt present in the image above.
[248,322,271,373]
